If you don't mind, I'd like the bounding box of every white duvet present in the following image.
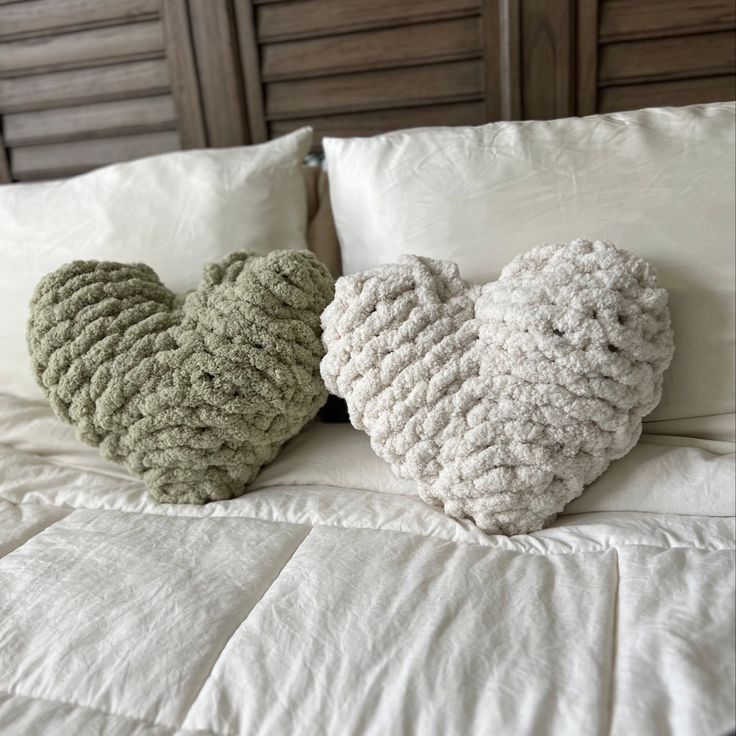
[0,393,734,736]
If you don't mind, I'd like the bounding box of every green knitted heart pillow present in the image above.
[27,250,334,504]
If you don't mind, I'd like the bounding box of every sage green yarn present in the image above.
[27,250,335,504]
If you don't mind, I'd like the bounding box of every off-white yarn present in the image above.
[321,239,674,535]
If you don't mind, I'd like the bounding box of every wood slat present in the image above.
[260,16,481,81]
[265,59,483,119]
[600,31,736,85]
[3,96,177,146]
[11,130,181,181]
[600,0,736,42]
[0,132,10,182]
[233,0,269,142]
[599,74,736,112]
[188,0,249,146]
[481,0,521,120]
[0,20,165,78]
[0,59,170,114]
[161,0,206,148]
[270,101,486,145]
[575,0,598,115]
[257,0,480,42]
[480,0,502,120]
[520,0,575,119]
[0,0,160,40]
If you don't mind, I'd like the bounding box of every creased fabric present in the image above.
[0,395,734,736]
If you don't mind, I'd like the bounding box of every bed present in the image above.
[1,393,734,735]
[1,3,735,735]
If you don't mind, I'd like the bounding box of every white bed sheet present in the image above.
[0,394,734,736]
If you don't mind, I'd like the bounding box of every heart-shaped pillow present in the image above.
[28,250,334,504]
[321,239,674,535]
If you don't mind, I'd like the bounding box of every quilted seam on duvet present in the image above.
[179,528,313,729]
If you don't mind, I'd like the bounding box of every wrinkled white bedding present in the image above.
[0,393,734,736]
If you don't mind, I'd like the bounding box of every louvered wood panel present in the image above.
[0,0,243,181]
[0,21,165,77]
[257,0,480,42]
[599,0,735,42]
[270,101,486,144]
[0,0,159,39]
[1,0,734,181]
[260,17,482,81]
[599,75,736,112]
[11,130,180,180]
[577,0,736,115]
[3,96,178,146]
[0,59,170,114]
[234,0,496,146]
[265,60,484,119]
[599,31,736,85]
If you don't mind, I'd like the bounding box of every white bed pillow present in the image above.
[0,127,312,401]
[323,104,736,441]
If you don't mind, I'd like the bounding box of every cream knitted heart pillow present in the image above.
[321,239,674,535]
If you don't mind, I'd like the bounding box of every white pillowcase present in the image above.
[0,127,312,401]
[324,104,736,441]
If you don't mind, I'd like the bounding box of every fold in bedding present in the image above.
[0,394,734,736]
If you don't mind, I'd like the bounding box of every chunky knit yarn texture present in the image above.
[321,239,674,535]
[28,250,334,504]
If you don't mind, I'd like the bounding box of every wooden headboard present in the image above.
[1,0,734,182]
